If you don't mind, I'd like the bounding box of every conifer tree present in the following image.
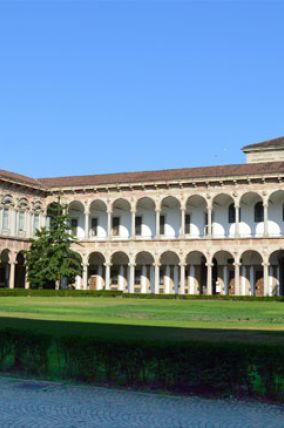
[26,200,82,289]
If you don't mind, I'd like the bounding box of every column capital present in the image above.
[205,262,213,268]
[104,262,111,267]
[128,262,136,267]
[153,262,161,267]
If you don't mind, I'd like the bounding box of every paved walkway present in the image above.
[0,377,283,427]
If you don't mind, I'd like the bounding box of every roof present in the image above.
[38,161,284,188]
[242,136,284,151]
[0,169,45,189]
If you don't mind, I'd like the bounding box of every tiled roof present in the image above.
[242,136,284,151]
[0,169,45,189]
[38,161,284,188]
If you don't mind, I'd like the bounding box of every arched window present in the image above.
[254,202,264,223]
[228,203,235,223]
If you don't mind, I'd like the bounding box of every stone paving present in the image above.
[0,377,283,427]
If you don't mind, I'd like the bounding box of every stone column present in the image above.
[82,262,88,290]
[206,262,213,295]
[263,262,269,296]
[264,203,269,237]
[105,263,111,290]
[241,266,246,296]
[207,207,212,238]
[155,209,160,239]
[9,261,15,289]
[234,263,240,295]
[118,265,125,291]
[179,263,185,295]
[141,265,147,293]
[97,265,103,290]
[165,265,171,294]
[154,263,160,294]
[189,265,195,294]
[25,271,30,289]
[173,265,179,294]
[107,209,112,239]
[84,209,89,239]
[180,208,185,238]
[128,263,135,294]
[235,204,240,238]
[250,266,255,296]
[223,265,228,295]
[131,209,136,239]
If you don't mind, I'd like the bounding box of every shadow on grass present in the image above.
[0,316,283,346]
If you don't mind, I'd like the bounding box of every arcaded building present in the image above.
[1,137,284,296]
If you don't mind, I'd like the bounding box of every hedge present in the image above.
[0,329,283,401]
[0,288,283,301]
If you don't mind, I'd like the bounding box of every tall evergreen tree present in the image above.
[26,200,82,289]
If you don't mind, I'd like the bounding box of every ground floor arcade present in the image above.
[1,241,284,296]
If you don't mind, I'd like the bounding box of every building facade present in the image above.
[2,137,284,296]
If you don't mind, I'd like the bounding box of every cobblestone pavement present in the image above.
[0,377,283,428]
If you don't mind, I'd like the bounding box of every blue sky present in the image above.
[0,1,283,178]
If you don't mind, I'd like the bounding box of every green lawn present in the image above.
[0,296,283,345]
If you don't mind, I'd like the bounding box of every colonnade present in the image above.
[65,190,284,241]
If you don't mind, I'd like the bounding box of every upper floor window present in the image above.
[18,211,25,231]
[135,216,142,236]
[2,208,9,230]
[70,218,78,236]
[112,217,120,236]
[160,215,165,235]
[254,202,264,223]
[33,214,40,232]
[185,214,191,234]
[91,218,98,236]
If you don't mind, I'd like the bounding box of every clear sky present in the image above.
[0,0,283,179]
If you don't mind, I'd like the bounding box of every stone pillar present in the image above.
[155,209,160,239]
[234,263,240,295]
[154,263,160,294]
[164,265,170,294]
[105,263,111,290]
[82,262,88,290]
[97,265,103,290]
[206,262,213,295]
[276,266,280,296]
[189,265,195,294]
[223,265,228,295]
[25,271,30,289]
[107,210,112,239]
[263,262,269,296]
[118,265,125,291]
[84,210,89,239]
[235,204,240,238]
[173,265,179,294]
[207,207,212,238]
[179,263,185,295]
[9,261,15,289]
[264,203,269,237]
[131,209,136,239]
[241,266,246,296]
[180,209,185,238]
[141,265,147,293]
[128,263,135,294]
[250,266,255,296]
